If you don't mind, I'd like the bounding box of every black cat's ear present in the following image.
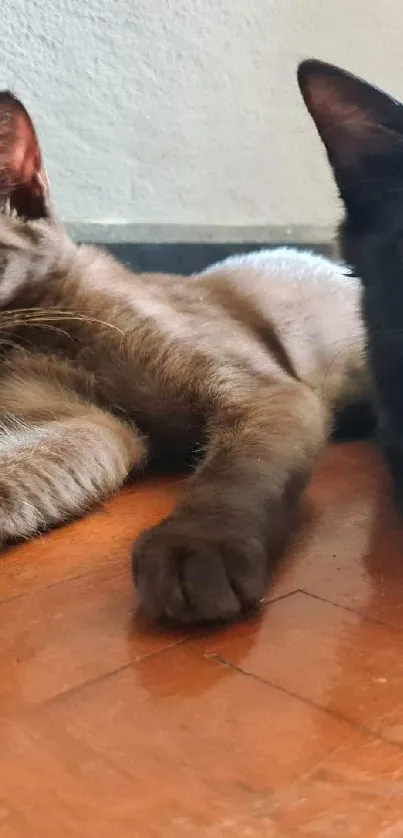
[297,59,403,215]
[0,92,49,219]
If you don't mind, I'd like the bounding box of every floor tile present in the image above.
[265,736,403,837]
[193,591,403,740]
[0,646,360,837]
[0,564,184,712]
[0,478,180,603]
[270,442,403,630]
[1,441,403,835]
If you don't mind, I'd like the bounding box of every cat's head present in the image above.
[0,94,77,307]
[297,59,403,286]
[0,91,51,222]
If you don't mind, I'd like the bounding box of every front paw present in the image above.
[132,515,268,625]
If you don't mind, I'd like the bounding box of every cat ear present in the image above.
[0,91,49,219]
[297,59,403,216]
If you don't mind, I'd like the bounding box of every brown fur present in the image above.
[0,93,369,624]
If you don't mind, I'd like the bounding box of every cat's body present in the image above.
[3,234,365,429]
[0,91,369,624]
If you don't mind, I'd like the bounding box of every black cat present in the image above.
[298,58,403,505]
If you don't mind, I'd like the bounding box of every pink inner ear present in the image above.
[308,78,372,134]
[10,111,42,185]
[309,79,376,164]
[301,74,388,168]
[0,93,48,218]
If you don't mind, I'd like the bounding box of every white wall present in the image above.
[2,0,403,228]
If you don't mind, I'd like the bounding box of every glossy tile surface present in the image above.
[2,442,403,836]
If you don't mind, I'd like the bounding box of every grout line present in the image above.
[45,638,189,706]
[208,654,403,754]
[300,588,403,632]
[0,573,296,611]
[265,588,302,606]
[0,562,131,607]
[38,627,403,758]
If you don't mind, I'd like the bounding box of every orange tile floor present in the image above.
[2,441,403,837]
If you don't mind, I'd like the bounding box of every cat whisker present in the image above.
[0,310,125,336]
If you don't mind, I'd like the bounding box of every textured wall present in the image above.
[2,0,402,226]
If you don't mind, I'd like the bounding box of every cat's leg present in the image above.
[376,407,403,509]
[133,382,328,624]
[366,334,403,509]
[0,388,146,544]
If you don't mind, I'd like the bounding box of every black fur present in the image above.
[298,59,403,505]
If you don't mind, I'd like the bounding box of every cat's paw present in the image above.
[132,515,268,625]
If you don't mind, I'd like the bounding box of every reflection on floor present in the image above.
[1,441,403,837]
